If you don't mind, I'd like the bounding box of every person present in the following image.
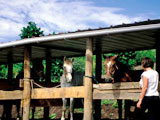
[136,57,160,120]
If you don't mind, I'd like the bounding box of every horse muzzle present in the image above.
[104,77,114,83]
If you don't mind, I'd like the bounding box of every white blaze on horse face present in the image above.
[107,61,111,73]
[63,63,73,82]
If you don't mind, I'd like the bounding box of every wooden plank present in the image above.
[31,86,85,99]
[93,82,140,90]
[93,89,160,100]
[94,89,141,93]
[84,38,93,120]
[0,90,23,100]
[93,91,141,100]
[93,82,160,90]
[23,46,31,120]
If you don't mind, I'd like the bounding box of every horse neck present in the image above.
[113,61,131,82]
[72,72,84,86]
[61,72,84,86]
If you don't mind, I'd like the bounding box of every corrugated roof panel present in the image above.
[0,19,160,63]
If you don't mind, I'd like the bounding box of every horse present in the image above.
[2,59,45,119]
[60,57,84,120]
[103,55,142,119]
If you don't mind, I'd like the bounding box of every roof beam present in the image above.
[32,44,85,53]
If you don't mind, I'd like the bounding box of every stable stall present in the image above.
[0,19,160,120]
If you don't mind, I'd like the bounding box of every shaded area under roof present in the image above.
[0,19,160,64]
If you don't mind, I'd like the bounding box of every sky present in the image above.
[0,0,160,43]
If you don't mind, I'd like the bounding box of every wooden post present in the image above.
[84,38,93,120]
[44,50,51,118]
[156,31,160,75]
[23,46,31,120]
[6,55,13,118]
[46,50,51,83]
[94,44,102,120]
[8,54,13,82]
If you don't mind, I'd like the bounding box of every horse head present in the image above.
[104,55,119,83]
[63,57,74,82]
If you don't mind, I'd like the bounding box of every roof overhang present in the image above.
[0,20,160,64]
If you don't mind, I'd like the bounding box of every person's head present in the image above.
[141,57,154,69]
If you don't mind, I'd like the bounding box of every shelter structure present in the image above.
[0,19,160,120]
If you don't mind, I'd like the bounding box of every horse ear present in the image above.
[71,58,74,62]
[111,55,118,60]
[64,56,67,61]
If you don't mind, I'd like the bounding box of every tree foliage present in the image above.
[116,51,137,69]
[0,65,8,79]
[51,59,63,82]
[135,49,156,65]
[19,22,44,39]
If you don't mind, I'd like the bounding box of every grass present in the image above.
[49,113,56,119]
[101,99,126,109]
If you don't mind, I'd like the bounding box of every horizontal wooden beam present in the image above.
[93,90,160,99]
[93,82,139,90]
[93,90,141,100]
[93,82,160,90]
[31,86,85,99]
[93,82,160,100]
[0,90,23,100]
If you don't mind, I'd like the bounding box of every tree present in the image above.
[12,21,45,79]
[117,51,137,68]
[19,22,44,39]
[135,49,156,65]
[51,59,63,82]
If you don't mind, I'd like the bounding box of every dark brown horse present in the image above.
[2,59,45,119]
[104,55,142,119]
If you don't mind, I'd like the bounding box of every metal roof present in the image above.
[0,19,160,64]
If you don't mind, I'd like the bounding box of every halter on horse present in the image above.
[104,55,132,83]
[60,57,84,120]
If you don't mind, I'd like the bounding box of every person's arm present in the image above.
[137,76,148,108]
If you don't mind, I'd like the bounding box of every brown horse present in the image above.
[2,59,45,119]
[104,55,134,83]
[103,55,142,119]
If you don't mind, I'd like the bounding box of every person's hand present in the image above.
[137,100,142,108]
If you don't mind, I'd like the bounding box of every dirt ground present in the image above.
[0,102,136,120]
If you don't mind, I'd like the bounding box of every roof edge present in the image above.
[0,23,160,49]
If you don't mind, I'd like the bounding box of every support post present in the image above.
[8,55,13,82]
[156,31,160,75]
[84,38,93,120]
[5,55,13,118]
[46,50,51,83]
[23,46,31,120]
[94,43,102,120]
[44,49,52,118]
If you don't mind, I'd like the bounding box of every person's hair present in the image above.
[141,57,154,68]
